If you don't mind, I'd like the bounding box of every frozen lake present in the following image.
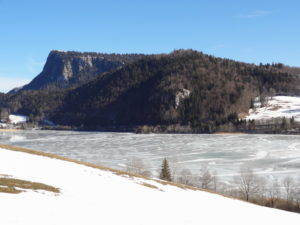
[1,130,300,182]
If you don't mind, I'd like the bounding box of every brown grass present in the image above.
[0,177,59,194]
[0,129,20,132]
[0,186,22,194]
[139,182,160,190]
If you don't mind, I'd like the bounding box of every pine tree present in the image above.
[290,116,295,128]
[281,117,288,130]
[250,98,254,109]
[160,158,172,181]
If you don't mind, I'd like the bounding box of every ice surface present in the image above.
[1,130,300,182]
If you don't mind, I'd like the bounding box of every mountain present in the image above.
[51,50,300,132]
[0,145,299,224]
[18,50,145,91]
[7,86,24,95]
[3,49,300,132]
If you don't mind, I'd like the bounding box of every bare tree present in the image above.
[282,176,295,207]
[199,166,213,189]
[235,165,259,201]
[177,168,194,186]
[211,171,219,192]
[292,184,300,211]
[266,179,280,207]
[125,158,152,177]
[268,88,276,100]
[259,93,268,107]
[169,158,180,181]
[255,177,267,201]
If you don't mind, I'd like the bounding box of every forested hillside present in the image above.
[6,89,67,122]
[49,50,300,132]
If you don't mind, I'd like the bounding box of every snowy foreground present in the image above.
[246,96,300,121]
[0,147,299,225]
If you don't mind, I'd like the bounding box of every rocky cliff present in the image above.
[19,50,144,91]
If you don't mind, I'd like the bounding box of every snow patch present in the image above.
[0,123,8,128]
[9,114,28,124]
[246,96,300,121]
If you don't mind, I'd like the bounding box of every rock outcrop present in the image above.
[18,50,144,91]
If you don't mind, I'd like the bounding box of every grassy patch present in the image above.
[0,177,60,194]
[139,182,161,191]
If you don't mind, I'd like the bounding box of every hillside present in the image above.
[5,89,67,121]
[51,50,300,132]
[0,145,299,225]
[17,50,145,91]
[2,49,300,132]
[247,96,300,122]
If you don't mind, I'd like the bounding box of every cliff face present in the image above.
[20,50,144,91]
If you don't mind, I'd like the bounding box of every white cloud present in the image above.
[0,76,30,93]
[235,10,273,18]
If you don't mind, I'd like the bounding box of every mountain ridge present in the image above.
[17,50,145,92]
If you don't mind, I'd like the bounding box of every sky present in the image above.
[0,0,299,93]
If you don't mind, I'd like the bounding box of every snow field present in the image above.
[246,96,300,121]
[0,147,299,225]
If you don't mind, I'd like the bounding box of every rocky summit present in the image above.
[17,50,144,91]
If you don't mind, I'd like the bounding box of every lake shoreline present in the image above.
[2,127,300,136]
[0,129,21,132]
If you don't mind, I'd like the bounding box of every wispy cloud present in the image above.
[235,10,273,19]
[0,76,30,93]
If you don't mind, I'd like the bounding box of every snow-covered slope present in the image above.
[0,147,299,225]
[246,96,300,121]
[9,114,28,124]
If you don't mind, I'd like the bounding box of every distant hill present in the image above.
[17,50,145,91]
[2,49,300,132]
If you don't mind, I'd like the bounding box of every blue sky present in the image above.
[0,0,299,92]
